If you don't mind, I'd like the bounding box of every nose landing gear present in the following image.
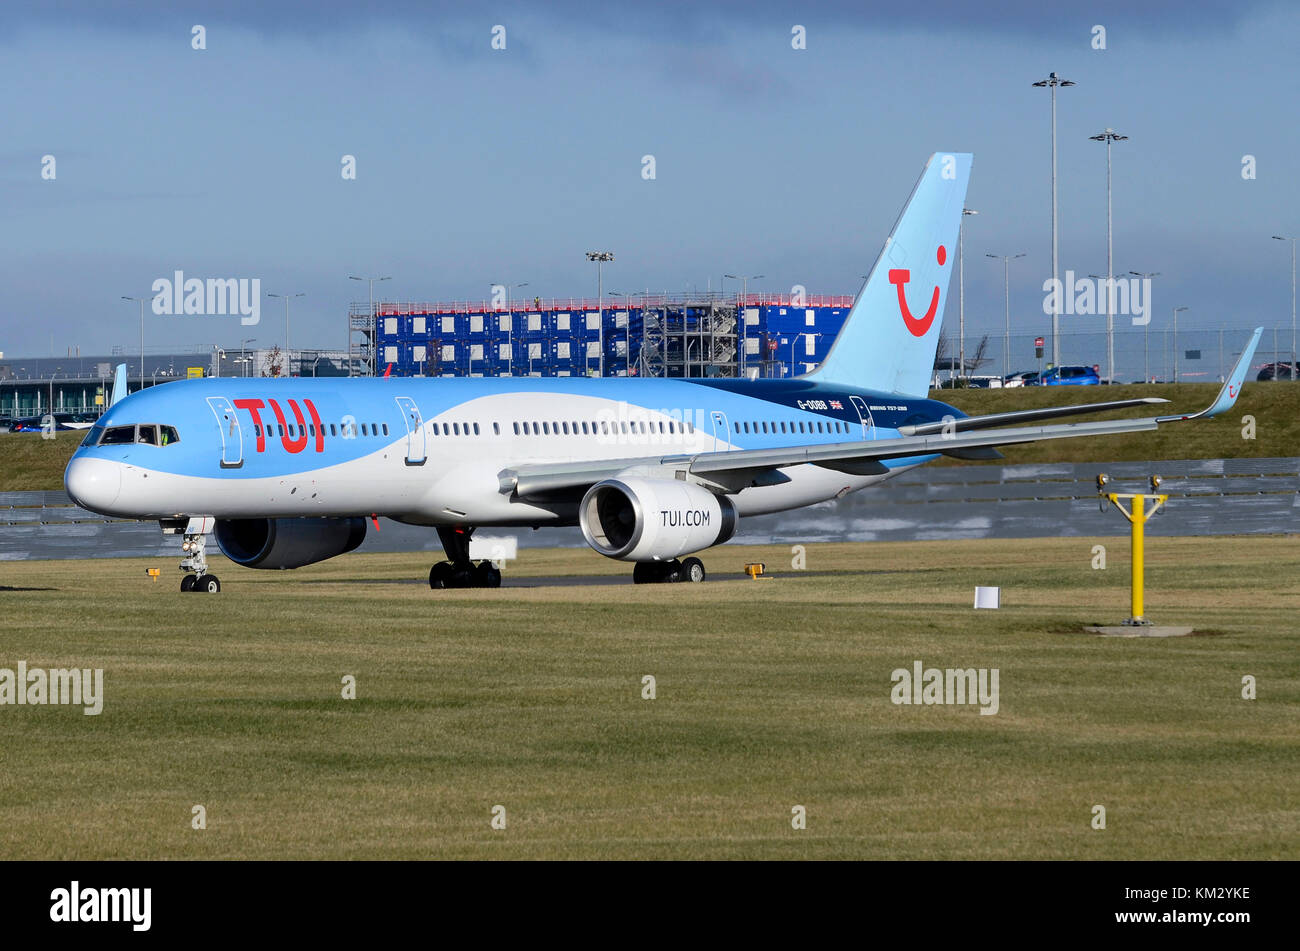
[428,526,502,589]
[162,517,221,593]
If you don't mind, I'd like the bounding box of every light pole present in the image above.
[1129,272,1160,382]
[1090,128,1128,384]
[1033,71,1076,367]
[723,273,763,304]
[958,209,978,380]
[1273,235,1296,376]
[1128,268,1159,381]
[987,253,1026,379]
[121,295,147,392]
[267,291,304,375]
[349,274,391,377]
[1173,306,1188,382]
[214,347,225,378]
[1089,274,1108,373]
[725,274,763,373]
[240,337,256,378]
[586,252,614,376]
[788,332,820,377]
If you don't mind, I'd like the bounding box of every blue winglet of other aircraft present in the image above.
[1158,327,1262,422]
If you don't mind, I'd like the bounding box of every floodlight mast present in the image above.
[1090,128,1128,383]
[586,252,614,376]
[1032,71,1076,367]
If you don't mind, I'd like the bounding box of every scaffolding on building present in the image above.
[348,303,376,377]
[637,297,739,378]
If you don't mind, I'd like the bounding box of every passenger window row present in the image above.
[734,419,851,435]
[434,422,483,436]
[252,422,390,439]
[510,419,696,437]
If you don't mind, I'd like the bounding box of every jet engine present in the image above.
[214,517,367,569]
[579,477,737,562]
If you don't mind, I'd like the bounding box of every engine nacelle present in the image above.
[579,477,737,562]
[214,517,367,569]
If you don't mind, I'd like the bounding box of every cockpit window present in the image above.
[99,426,136,445]
[86,424,180,447]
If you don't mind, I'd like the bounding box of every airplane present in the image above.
[64,152,1262,592]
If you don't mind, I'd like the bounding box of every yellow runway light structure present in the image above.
[1096,474,1169,626]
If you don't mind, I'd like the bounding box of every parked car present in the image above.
[1256,362,1298,381]
[6,414,86,433]
[53,412,96,430]
[1031,365,1101,386]
[0,416,13,433]
[965,375,1004,388]
[1003,371,1039,388]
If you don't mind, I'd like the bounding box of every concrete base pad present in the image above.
[1084,625,1196,638]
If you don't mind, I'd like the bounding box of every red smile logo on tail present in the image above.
[889,244,946,337]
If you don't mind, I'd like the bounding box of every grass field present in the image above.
[1,538,1296,860]
[936,382,1300,466]
[3,382,1297,490]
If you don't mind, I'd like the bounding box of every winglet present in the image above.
[109,363,128,406]
[1158,327,1261,422]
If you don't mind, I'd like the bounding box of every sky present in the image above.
[1,0,1297,360]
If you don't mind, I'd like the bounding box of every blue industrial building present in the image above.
[360,294,852,379]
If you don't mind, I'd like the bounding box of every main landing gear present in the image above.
[178,526,220,593]
[429,526,502,589]
[632,557,706,584]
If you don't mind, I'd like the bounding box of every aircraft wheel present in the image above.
[199,575,220,594]
[633,562,655,584]
[474,562,502,588]
[429,562,451,589]
[180,574,196,592]
[661,559,683,583]
[680,557,706,583]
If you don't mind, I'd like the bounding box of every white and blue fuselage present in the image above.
[65,375,953,526]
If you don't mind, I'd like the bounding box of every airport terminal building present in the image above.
[0,349,352,418]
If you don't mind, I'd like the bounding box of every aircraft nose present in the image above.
[65,456,122,513]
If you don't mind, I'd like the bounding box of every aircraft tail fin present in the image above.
[805,152,973,397]
[109,364,128,406]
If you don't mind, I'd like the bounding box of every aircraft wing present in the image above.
[499,328,1261,500]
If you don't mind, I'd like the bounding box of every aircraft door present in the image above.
[394,396,426,466]
[848,396,875,440]
[206,396,243,468]
[711,411,733,452]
